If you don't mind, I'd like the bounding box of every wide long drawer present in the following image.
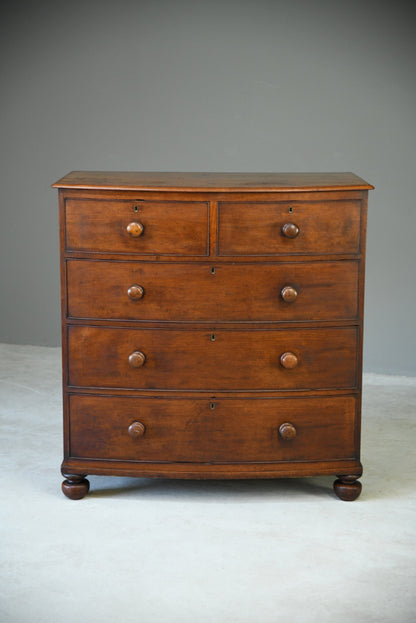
[218,200,361,255]
[67,326,358,391]
[66,259,359,322]
[68,394,357,462]
[65,198,209,255]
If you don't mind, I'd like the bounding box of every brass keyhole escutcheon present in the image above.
[211,334,216,341]
[288,206,293,213]
[133,200,144,213]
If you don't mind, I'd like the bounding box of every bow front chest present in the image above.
[53,172,373,500]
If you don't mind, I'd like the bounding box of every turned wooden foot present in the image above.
[62,474,90,500]
[333,474,362,501]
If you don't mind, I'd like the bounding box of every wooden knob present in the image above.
[128,421,146,438]
[127,285,144,300]
[128,351,146,368]
[281,222,299,238]
[127,222,144,237]
[278,422,297,440]
[280,285,298,303]
[280,352,298,369]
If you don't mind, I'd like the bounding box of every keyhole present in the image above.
[211,267,216,275]
[134,206,139,212]
[288,206,293,213]
[210,402,216,410]
[211,334,216,341]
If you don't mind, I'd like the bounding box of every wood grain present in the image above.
[65,198,209,255]
[69,394,357,463]
[67,325,358,391]
[53,171,374,192]
[218,200,361,255]
[66,259,359,322]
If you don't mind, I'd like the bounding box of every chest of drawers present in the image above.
[53,172,373,501]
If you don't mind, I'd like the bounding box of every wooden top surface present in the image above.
[52,171,373,192]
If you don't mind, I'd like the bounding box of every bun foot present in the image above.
[62,475,90,500]
[333,475,362,501]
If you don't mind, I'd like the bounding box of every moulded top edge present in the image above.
[51,171,374,191]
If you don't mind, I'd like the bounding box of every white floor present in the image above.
[0,343,415,623]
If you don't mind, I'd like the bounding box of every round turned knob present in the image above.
[280,351,298,369]
[281,222,299,239]
[280,285,298,303]
[128,421,146,438]
[126,222,144,237]
[127,284,144,300]
[278,422,297,440]
[128,351,146,368]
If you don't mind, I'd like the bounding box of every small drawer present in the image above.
[67,326,358,391]
[65,198,209,255]
[67,259,359,322]
[218,200,361,255]
[68,394,357,463]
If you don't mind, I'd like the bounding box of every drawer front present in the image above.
[67,259,359,322]
[67,326,358,391]
[65,199,209,255]
[218,200,361,255]
[69,394,357,462]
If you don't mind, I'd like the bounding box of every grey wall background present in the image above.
[1,0,415,375]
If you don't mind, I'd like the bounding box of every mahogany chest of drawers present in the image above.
[53,172,373,500]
